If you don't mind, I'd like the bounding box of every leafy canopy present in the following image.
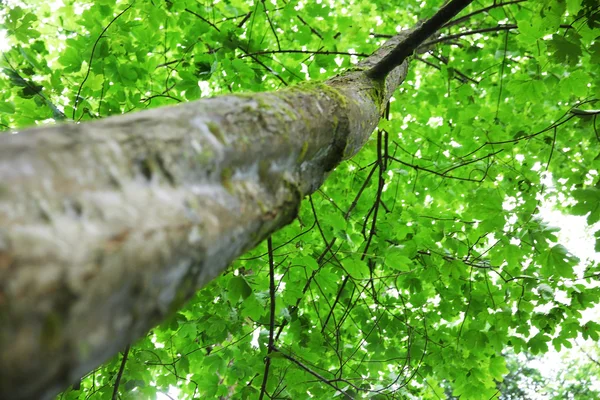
[1,0,600,399]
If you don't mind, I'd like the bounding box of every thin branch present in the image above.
[184,8,220,32]
[545,127,557,172]
[367,0,475,80]
[495,31,508,121]
[423,23,573,47]
[156,59,184,68]
[184,7,289,86]
[261,0,281,51]
[416,54,479,84]
[244,53,289,86]
[361,128,389,301]
[388,155,490,183]
[112,344,131,400]
[580,346,600,368]
[425,23,519,47]
[443,0,527,28]
[273,236,337,343]
[2,56,66,120]
[431,52,477,83]
[441,149,503,175]
[344,163,378,219]
[570,108,600,116]
[415,55,442,70]
[242,49,369,58]
[309,196,350,335]
[258,237,276,400]
[297,15,323,40]
[73,4,133,120]
[457,106,581,158]
[237,11,253,28]
[370,33,394,38]
[272,347,354,399]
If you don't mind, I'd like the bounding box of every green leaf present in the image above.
[528,333,550,354]
[118,64,138,84]
[178,322,197,339]
[344,255,370,279]
[549,33,583,66]
[57,47,83,72]
[384,246,413,271]
[227,276,252,303]
[571,188,600,224]
[582,321,600,341]
[508,79,545,103]
[241,294,265,320]
[560,70,590,98]
[296,255,319,271]
[0,101,15,114]
[538,244,578,279]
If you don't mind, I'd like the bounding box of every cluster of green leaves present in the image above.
[2,0,600,399]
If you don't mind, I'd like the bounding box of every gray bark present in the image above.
[0,32,410,399]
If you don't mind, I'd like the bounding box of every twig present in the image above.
[184,8,220,32]
[261,0,281,50]
[425,24,518,47]
[73,4,133,120]
[112,344,131,400]
[272,347,354,399]
[344,163,378,219]
[237,11,253,28]
[426,52,479,84]
[297,15,323,40]
[423,23,573,47]
[242,49,369,58]
[184,7,289,86]
[2,56,66,120]
[258,237,276,400]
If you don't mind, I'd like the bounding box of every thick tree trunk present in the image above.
[0,37,408,400]
[0,1,472,397]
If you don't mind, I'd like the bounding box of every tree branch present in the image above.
[367,0,475,80]
[425,23,519,46]
[297,15,323,40]
[258,237,276,400]
[73,4,133,120]
[112,344,131,400]
[272,347,354,399]
[242,49,369,58]
[184,7,290,86]
[424,23,573,47]
[444,0,527,28]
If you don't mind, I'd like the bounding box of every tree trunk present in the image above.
[0,1,472,397]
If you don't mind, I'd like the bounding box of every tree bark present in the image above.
[0,1,472,397]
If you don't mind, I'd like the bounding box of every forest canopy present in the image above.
[1,0,600,399]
